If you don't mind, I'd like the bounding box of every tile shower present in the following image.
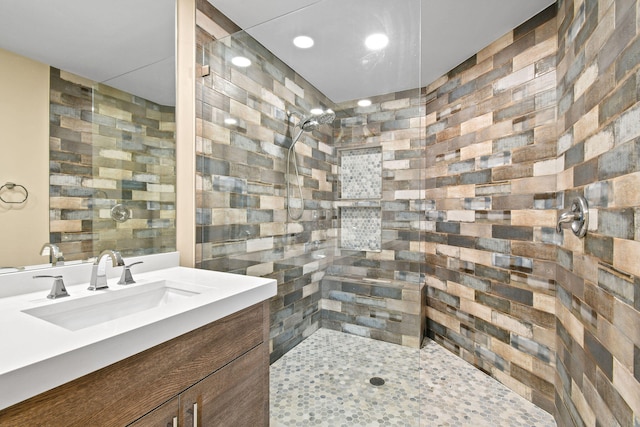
[195,1,640,426]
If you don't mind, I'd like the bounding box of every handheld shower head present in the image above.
[315,109,336,124]
[295,109,336,132]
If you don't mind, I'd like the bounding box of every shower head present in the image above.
[315,109,336,124]
[297,109,336,132]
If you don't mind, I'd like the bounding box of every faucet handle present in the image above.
[34,275,70,299]
[117,261,143,285]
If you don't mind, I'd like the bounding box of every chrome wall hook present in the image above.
[557,196,589,238]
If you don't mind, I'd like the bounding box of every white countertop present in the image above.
[0,252,276,410]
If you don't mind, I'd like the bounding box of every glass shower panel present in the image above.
[197,0,423,424]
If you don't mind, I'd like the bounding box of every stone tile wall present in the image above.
[49,68,176,261]
[555,0,640,425]
[421,6,559,413]
[195,5,337,362]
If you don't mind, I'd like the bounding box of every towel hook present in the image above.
[557,196,588,237]
[0,182,28,204]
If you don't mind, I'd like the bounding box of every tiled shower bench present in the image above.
[320,275,425,348]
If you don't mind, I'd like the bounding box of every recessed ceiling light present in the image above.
[357,99,372,107]
[293,35,314,49]
[310,108,324,115]
[231,56,251,67]
[365,33,389,50]
[224,118,237,125]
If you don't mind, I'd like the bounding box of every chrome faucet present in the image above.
[40,243,64,266]
[556,211,578,232]
[88,250,125,291]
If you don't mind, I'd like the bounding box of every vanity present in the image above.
[0,252,276,426]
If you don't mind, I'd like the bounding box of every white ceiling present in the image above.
[0,0,175,106]
[0,1,555,106]
[209,0,556,103]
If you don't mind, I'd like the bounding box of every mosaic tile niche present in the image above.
[340,206,381,251]
[339,147,382,251]
[340,147,382,199]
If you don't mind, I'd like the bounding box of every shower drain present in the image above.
[369,377,385,386]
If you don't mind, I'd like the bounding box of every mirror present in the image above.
[0,0,177,272]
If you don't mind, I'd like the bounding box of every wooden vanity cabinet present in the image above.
[128,396,179,427]
[0,301,270,427]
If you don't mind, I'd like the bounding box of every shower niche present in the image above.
[338,146,382,251]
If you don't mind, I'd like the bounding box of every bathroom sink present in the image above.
[22,280,210,331]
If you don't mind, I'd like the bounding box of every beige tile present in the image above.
[460,57,494,85]
[613,358,640,415]
[492,311,533,338]
[478,31,514,63]
[382,98,410,111]
[50,220,83,232]
[533,293,556,314]
[557,167,574,191]
[460,223,492,238]
[447,210,476,222]
[99,167,133,180]
[494,64,535,92]
[556,302,584,346]
[512,36,557,71]
[426,306,460,331]
[613,298,640,347]
[533,157,564,177]
[459,299,492,322]
[491,338,534,371]
[574,63,598,100]
[613,172,640,207]
[446,184,476,198]
[284,77,304,98]
[512,210,557,227]
[511,175,555,194]
[99,149,132,161]
[460,112,493,135]
[460,247,492,266]
[492,369,532,401]
[570,379,597,427]
[613,238,640,278]
[230,99,261,124]
[573,106,599,143]
[460,140,493,160]
[260,195,284,210]
[446,281,475,300]
[584,127,614,161]
[99,104,132,121]
[597,316,634,371]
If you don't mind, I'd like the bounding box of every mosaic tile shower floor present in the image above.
[270,329,556,427]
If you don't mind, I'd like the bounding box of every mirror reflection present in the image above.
[0,0,177,272]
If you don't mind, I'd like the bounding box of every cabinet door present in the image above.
[128,396,179,427]
[180,345,268,427]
